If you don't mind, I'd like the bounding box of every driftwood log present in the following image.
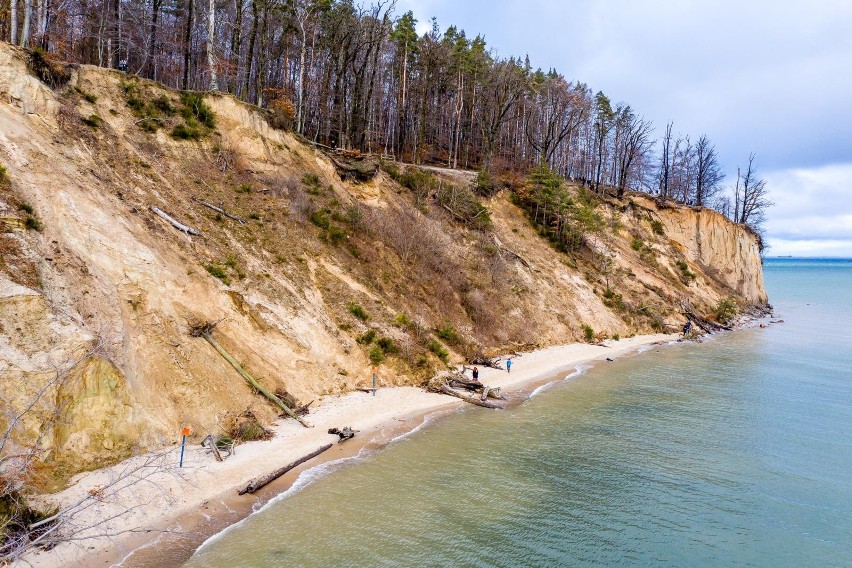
[468,354,504,370]
[684,310,731,333]
[328,426,356,442]
[150,205,201,235]
[198,331,310,428]
[439,384,502,409]
[238,443,333,495]
[193,197,247,224]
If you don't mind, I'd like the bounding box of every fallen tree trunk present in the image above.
[468,355,504,370]
[238,443,332,495]
[150,205,201,235]
[193,197,247,224]
[492,235,533,270]
[328,426,356,442]
[684,311,731,333]
[439,384,502,409]
[200,331,310,428]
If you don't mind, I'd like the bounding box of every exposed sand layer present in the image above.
[23,333,676,568]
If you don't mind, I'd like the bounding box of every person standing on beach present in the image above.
[472,367,479,382]
[506,358,512,373]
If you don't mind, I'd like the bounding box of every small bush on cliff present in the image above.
[27,47,71,88]
[650,219,665,236]
[81,114,102,129]
[582,324,595,343]
[428,339,449,363]
[348,301,369,321]
[715,297,739,323]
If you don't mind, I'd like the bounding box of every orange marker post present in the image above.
[179,427,191,467]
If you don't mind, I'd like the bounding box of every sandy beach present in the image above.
[23,333,677,568]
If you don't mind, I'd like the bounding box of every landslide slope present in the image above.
[0,44,767,483]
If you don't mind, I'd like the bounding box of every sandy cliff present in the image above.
[0,43,767,484]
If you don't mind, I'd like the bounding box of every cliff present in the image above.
[0,43,767,486]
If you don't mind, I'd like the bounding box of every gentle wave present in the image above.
[191,448,372,556]
[529,365,592,398]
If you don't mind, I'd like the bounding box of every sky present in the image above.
[396,0,852,256]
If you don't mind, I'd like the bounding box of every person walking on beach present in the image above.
[682,320,692,336]
[506,358,512,373]
[472,367,480,382]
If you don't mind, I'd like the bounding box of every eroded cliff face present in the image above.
[0,44,767,484]
[654,201,767,305]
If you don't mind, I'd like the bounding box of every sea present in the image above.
[183,257,852,567]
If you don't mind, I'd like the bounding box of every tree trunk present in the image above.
[200,331,310,427]
[145,0,161,78]
[20,0,32,46]
[238,444,332,494]
[242,0,258,100]
[183,0,194,90]
[207,0,217,90]
[11,0,18,45]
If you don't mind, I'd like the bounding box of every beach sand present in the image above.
[23,333,676,568]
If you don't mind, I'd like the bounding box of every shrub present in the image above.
[631,237,643,251]
[436,183,491,230]
[435,321,460,343]
[18,203,34,215]
[179,92,216,128]
[348,301,368,321]
[650,219,665,235]
[428,339,449,362]
[376,337,398,354]
[24,216,43,231]
[612,333,620,341]
[204,263,230,285]
[394,313,412,327]
[475,169,496,196]
[75,86,98,103]
[81,114,102,128]
[227,411,272,442]
[357,329,377,345]
[368,345,385,364]
[676,260,696,281]
[171,123,202,140]
[582,324,595,343]
[236,183,253,194]
[27,47,71,88]
[0,164,7,184]
[715,297,738,323]
[153,95,175,115]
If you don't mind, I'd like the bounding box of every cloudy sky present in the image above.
[397,0,852,256]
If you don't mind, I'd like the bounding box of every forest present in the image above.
[0,0,770,234]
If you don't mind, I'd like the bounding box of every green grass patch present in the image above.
[348,301,369,321]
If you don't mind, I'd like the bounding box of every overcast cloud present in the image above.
[397,0,852,256]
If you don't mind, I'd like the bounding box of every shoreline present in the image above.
[24,333,678,568]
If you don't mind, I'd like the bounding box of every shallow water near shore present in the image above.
[184,258,852,567]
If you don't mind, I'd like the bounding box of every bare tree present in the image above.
[657,122,673,200]
[733,153,772,229]
[693,134,724,207]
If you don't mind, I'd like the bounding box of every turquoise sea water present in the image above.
[185,258,852,567]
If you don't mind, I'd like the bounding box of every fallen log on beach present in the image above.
[238,443,333,495]
[439,384,502,409]
[684,310,731,333]
[328,426,356,442]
